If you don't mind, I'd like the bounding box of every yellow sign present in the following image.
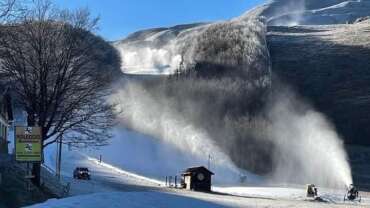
[15,127,42,162]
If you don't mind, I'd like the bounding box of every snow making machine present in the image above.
[344,184,361,202]
[306,184,318,198]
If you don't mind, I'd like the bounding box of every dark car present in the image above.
[73,167,91,180]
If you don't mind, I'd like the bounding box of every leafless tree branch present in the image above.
[0,0,16,20]
[0,0,116,149]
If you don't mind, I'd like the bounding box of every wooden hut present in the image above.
[181,166,214,192]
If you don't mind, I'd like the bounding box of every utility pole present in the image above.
[55,141,59,177]
[208,154,212,170]
[56,135,63,180]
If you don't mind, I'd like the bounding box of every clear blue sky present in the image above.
[54,0,265,41]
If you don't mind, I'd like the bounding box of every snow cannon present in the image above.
[344,184,361,202]
[306,184,318,198]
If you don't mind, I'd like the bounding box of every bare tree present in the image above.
[0,0,16,21]
[0,0,116,185]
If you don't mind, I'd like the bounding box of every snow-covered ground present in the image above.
[43,142,163,196]
[213,186,370,204]
[25,192,229,208]
[35,128,370,208]
[26,188,370,208]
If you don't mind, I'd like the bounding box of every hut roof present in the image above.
[182,166,214,176]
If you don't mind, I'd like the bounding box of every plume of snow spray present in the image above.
[114,24,208,75]
[266,87,353,188]
[110,82,260,185]
[264,0,306,26]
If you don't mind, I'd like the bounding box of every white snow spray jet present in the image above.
[114,23,209,75]
[265,0,307,26]
[266,86,353,188]
[110,82,260,185]
[117,45,181,75]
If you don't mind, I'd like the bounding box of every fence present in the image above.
[165,175,181,188]
[41,164,70,197]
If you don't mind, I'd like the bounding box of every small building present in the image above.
[0,87,12,154]
[181,166,214,192]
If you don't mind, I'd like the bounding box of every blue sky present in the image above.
[54,0,265,41]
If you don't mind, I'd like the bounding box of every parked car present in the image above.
[73,167,91,180]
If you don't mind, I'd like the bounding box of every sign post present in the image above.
[15,127,42,162]
[15,126,42,190]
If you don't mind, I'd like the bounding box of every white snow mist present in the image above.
[110,82,260,185]
[114,24,208,75]
[266,88,352,188]
[265,0,306,26]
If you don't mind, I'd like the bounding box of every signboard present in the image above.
[15,127,42,162]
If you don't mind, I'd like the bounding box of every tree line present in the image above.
[0,0,120,186]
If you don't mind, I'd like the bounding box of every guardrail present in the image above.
[41,164,70,197]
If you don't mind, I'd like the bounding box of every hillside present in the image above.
[267,20,370,146]
[113,1,370,147]
[108,0,370,189]
[261,0,370,26]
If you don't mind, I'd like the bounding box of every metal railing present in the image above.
[41,163,70,197]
